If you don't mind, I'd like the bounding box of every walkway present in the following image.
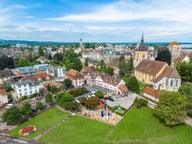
[0,133,44,144]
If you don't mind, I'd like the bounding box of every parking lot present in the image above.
[106,93,138,109]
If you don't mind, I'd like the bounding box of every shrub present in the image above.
[135,98,148,108]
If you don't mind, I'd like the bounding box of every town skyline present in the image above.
[0,0,192,42]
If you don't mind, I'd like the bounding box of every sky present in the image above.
[0,0,192,42]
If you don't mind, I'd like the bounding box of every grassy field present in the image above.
[40,107,192,144]
[9,107,69,139]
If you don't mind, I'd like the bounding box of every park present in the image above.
[9,105,192,144]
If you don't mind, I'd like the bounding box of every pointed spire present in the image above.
[141,32,144,44]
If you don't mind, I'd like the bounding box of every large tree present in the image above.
[118,59,133,77]
[179,84,192,117]
[55,92,78,110]
[126,76,139,93]
[55,92,74,106]
[155,47,172,65]
[154,91,187,126]
[0,55,15,70]
[38,47,45,56]
[21,102,33,116]
[17,58,31,67]
[72,58,83,71]
[45,93,53,104]
[95,90,104,99]
[65,59,72,70]
[63,79,72,89]
[3,106,22,125]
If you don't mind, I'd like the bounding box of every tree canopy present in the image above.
[179,84,192,117]
[3,106,22,125]
[154,91,187,126]
[126,76,139,93]
[0,55,15,70]
[63,79,72,89]
[155,47,171,65]
[45,93,53,104]
[55,92,74,106]
[72,58,83,71]
[17,58,31,67]
[21,102,33,116]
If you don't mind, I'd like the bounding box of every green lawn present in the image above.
[139,82,146,92]
[9,107,69,139]
[39,116,113,144]
[40,107,192,144]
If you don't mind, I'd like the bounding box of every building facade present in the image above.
[135,59,181,91]
[11,80,40,99]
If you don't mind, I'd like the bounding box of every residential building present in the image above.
[11,80,40,99]
[0,89,8,104]
[65,69,85,87]
[143,86,161,102]
[37,56,49,64]
[135,59,181,91]
[0,69,13,84]
[81,67,128,95]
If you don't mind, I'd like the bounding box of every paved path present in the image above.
[0,133,44,144]
[34,106,73,141]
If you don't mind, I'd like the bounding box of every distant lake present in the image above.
[180,44,192,48]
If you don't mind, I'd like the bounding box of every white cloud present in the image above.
[47,0,192,24]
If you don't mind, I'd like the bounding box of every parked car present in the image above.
[5,103,13,109]
[109,97,115,102]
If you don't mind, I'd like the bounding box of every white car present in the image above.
[5,104,13,109]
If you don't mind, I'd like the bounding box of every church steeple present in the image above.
[141,33,144,44]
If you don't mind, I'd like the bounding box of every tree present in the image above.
[3,106,22,125]
[84,58,89,67]
[45,93,53,104]
[54,53,63,62]
[118,61,130,77]
[127,76,139,93]
[78,97,87,106]
[155,47,171,65]
[17,58,31,67]
[119,54,125,62]
[55,92,74,106]
[21,102,33,116]
[154,92,187,126]
[63,79,72,89]
[38,47,44,56]
[72,58,83,71]
[63,102,78,111]
[95,90,104,99]
[179,84,192,117]
[85,97,99,109]
[47,84,51,92]
[36,101,43,109]
[0,55,15,70]
[65,59,72,70]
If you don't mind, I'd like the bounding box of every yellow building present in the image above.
[134,59,181,91]
[134,34,149,67]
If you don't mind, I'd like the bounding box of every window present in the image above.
[19,89,21,92]
[25,92,27,95]
[170,79,173,87]
[176,79,178,87]
[166,78,168,86]
[30,91,32,93]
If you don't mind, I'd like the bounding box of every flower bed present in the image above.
[19,125,37,136]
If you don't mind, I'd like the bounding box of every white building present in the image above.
[65,69,85,87]
[0,89,8,104]
[11,80,40,99]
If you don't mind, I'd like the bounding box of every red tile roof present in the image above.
[168,41,180,47]
[118,85,128,93]
[66,69,84,80]
[0,89,7,95]
[144,86,161,98]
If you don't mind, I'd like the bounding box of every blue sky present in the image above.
[0,0,192,42]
